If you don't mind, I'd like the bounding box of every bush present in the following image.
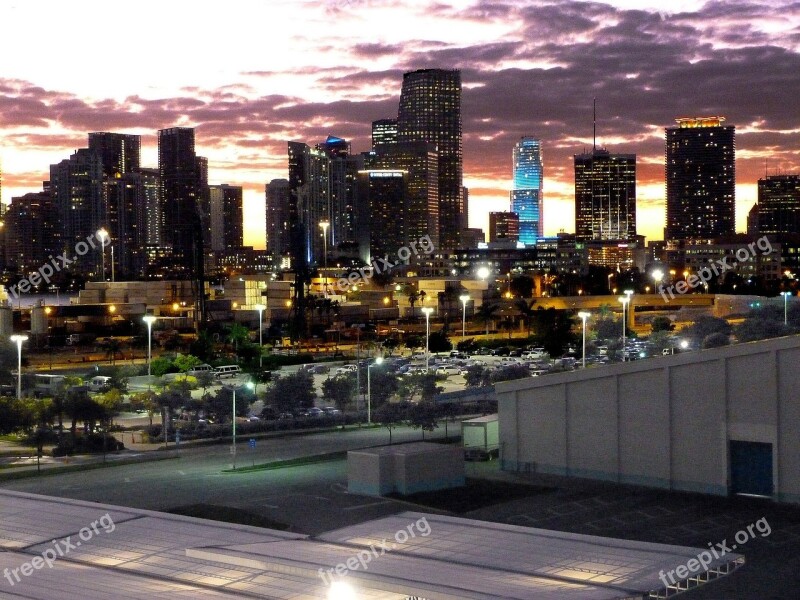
[52,433,124,456]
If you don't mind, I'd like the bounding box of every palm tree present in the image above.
[105,339,122,366]
[515,298,538,337]
[226,323,249,359]
[476,303,500,336]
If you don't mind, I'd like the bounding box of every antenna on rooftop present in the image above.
[593,97,597,152]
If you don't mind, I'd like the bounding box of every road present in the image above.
[0,425,452,534]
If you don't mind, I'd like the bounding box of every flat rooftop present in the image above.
[0,490,742,599]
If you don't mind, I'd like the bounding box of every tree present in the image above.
[195,371,216,397]
[702,332,731,349]
[397,373,443,403]
[488,364,531,384]
[476,303,499,335]
[408,401,438,438]
[404,335,424,351]
[264,371,316,414]
[104,338,122,366]
[464,364,487,388]
[595,317,622,341]
[189,331,216,362]
[735,318,793,343]
[383,337,400,356]
[533,308,576,357]
[428,330,452,353]
[174,354,202,373]
[686,316,732,343]
[651,316,675,333]
[150,356,175,378]
[515,299,538,336]
[647,331,673,355]
[374,401,408,444]
[358,368,398,409]
[322,375,356,411]
[226,323,250,357]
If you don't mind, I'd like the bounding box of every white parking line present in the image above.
[342,501,392,511]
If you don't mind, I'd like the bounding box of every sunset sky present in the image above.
[1,0,798,248]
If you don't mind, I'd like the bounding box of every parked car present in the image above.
[322,406,341,415]
[305,364,330,374]
[213,365,242,378]
[475,347,491,356]
[435,365,462,376]
[335,365,357,376]
[490,347,511,356]
[88,376,112,392]
[304,407,324,417]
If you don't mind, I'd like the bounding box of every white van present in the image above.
[88,376,112,392]
[213,365,241,378]
[187,364,214,376]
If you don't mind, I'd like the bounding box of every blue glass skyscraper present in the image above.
[511,137,543,244]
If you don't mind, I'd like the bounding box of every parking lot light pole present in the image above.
[255,304,266,368]
[10,335,28,400]
[143,315,157,378]
[781,291,790,325]
[618,296,629,362]
[367,356,383,425]
[460,294,470,340]
[578,312,590,369]
[228,381,254,470]
[422,307,433,372]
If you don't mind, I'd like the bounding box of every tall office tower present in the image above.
[139,168,162,246]
[489,211,520,243]
[511,137,544,243]
[756,174,800,235]
[159,127,202,277]
[195,156,211,251]
[4,191,60,273]
[372,119,398,147]
[356,170,409,262]
[364,141,440,262]
[288,141,330,266]
[747,203,760,236]
[88,132,141,177]
[665,116,735,240]
[317,136,364,250]
[49,148,105,263]
[209,184,244,253]
[397,68,463,249]
[574,148,636,242]
[266,178,291,257]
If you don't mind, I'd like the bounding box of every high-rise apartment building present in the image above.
[665,116,735,240]
[287,141,330,266]
[159,127,203,277]
[88,132,141,177]
[49,148,105,263]
[397,68,463,249]
[5,191,60,273]
[317,136,363,250]
[356,170,409,263]
[489,212,520,243]
[372,119,398,147]
[209,184,244,253]
[511,137,544,243]
[574,149,636,242]
[756,174,800,235]
[266,178,291,257]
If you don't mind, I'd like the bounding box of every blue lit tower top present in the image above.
[511,137,543,244]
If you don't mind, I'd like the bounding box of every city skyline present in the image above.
[0,0,799,247]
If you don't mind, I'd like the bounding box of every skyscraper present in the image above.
[317,136,363,250]
[397,68,463,250]
[756,174,800,235]
[372,119,398,147]
[158,127,202,277]
[4,191,60,273]
[266,179,291,257]
[49,148,105,262]
[511,137,544,243]
[665,116,735,240]
[489,212,520,244]
[574,149,636,241]
[88,132,141,177]
[287,141,329,266]
[356,169,409,263]
[209,184,244,253]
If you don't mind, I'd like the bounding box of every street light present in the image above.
[577,312,590,369]
[422,307,434,372]
[97,228,108,281]
[618,296,629,362]
[367,356,384,425]
[10,335,27,400]
[227,381,254,470]
[652,269,664,294]
[459,294,470,339]
[781,291,791,325]
[143,315,157,378]
[254,304,266,368]
[319,221,330,268]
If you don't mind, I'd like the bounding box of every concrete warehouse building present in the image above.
[496,335,800,503]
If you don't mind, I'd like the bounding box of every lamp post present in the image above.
[422,307,433,372]
[97,228,108,281]
[319,220,330,268]
[367,356,383,425]
[618,296,629,362]
[652,269,664,294]
[255,304,266,368]
[228,381,254,470]
[143,315,157,378]
[111,246,115,282]
[10,335,27,400]
[780,291,791,325]
[459,294,470,340]
[578,312,590,369]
